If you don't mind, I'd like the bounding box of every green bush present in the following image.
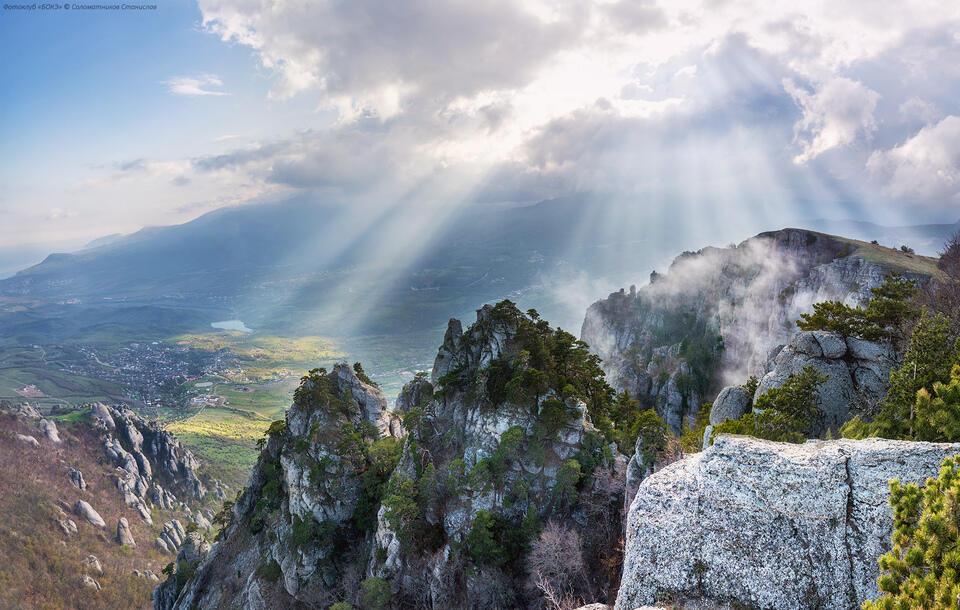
[865,456,960,609]
[552,459,582,508]
[382,477,422,549]
[679,405,710,453]
[330,603,354,610]
[712,366,827,443]
[360,577,391,610]
[353,362,378,387]
[465,510,506,566]
[353,437,402,531]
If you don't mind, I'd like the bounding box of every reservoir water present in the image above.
[211,319,252,332]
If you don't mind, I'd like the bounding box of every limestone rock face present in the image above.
[754,331,895,432]
[155,363,398,609]
[709,386,751,426]
[96,404,220,523]
[73,500,106,528]
[157,305,625,610]
[116,517,136,546]
[581,229,925,433]
[615,436,960,610]
[68,467,86,490]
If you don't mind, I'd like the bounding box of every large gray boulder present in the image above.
[39,419,61,443]
[755,331,895,432]
[90,403,116,429]
[616,435,960,610]
[73,500,106,528]
[709,386,751,426]
[116,517,136,546]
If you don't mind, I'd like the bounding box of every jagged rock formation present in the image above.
[581,229,933,432]
[93,404,220,524]
[702,331,897,444]
[757,331,895,432]
[69,467,87,490]
[155,520,187,554]
[0,402,198,608]
[615,435,960,610]
[157,303,626,610]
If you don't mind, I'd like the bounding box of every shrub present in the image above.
[382,477,422,550]
[552,459,582,508]
[330,603,354,610]
[864,456,960,609]
[353,362,378,387]
[360,577,391,610]
[353,437,402,532]
[465,510,506,567]
[679,405,710,453]
[712,366,827,443]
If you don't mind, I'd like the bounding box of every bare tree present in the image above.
[920,230,960,336]
[526,521,591,609]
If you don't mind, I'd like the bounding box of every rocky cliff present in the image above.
[705,330,897,439]
[156,302,626,609]
[91,404,224,531]
[581,229,936,432]
[615,435,959,610]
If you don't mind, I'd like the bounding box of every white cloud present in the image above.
[898,97,941,125]
[785,77,879,163]
[867,115,960,202]
[164,74,229,97]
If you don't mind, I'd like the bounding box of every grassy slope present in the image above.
[0,412,197,610]
[830,234,941,277]
[164,378,296,489]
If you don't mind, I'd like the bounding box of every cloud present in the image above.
[867,115,960,202]
[899,98,941,125]
[164,74,229,97]
[198,0,585,108]
[785,77,880,164]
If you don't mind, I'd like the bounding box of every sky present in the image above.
[1,0,960,253]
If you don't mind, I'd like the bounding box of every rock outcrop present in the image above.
[73,500,106,528]
[16,433,40,448]
[616,435,960,610]
[68,467,87,490]
[753,331,895,432]
[581,229,930,432]
[157,303,625,610]
[94,404,220,522]
[116,517,136,546]
[39,418,61,443]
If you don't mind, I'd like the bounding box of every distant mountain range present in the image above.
[0,197,677,338]
[1,197,955,342]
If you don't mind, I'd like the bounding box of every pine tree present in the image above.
[865,455,960,609]
[869,311,959,440]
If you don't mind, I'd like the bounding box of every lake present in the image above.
[211,319,252,332]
